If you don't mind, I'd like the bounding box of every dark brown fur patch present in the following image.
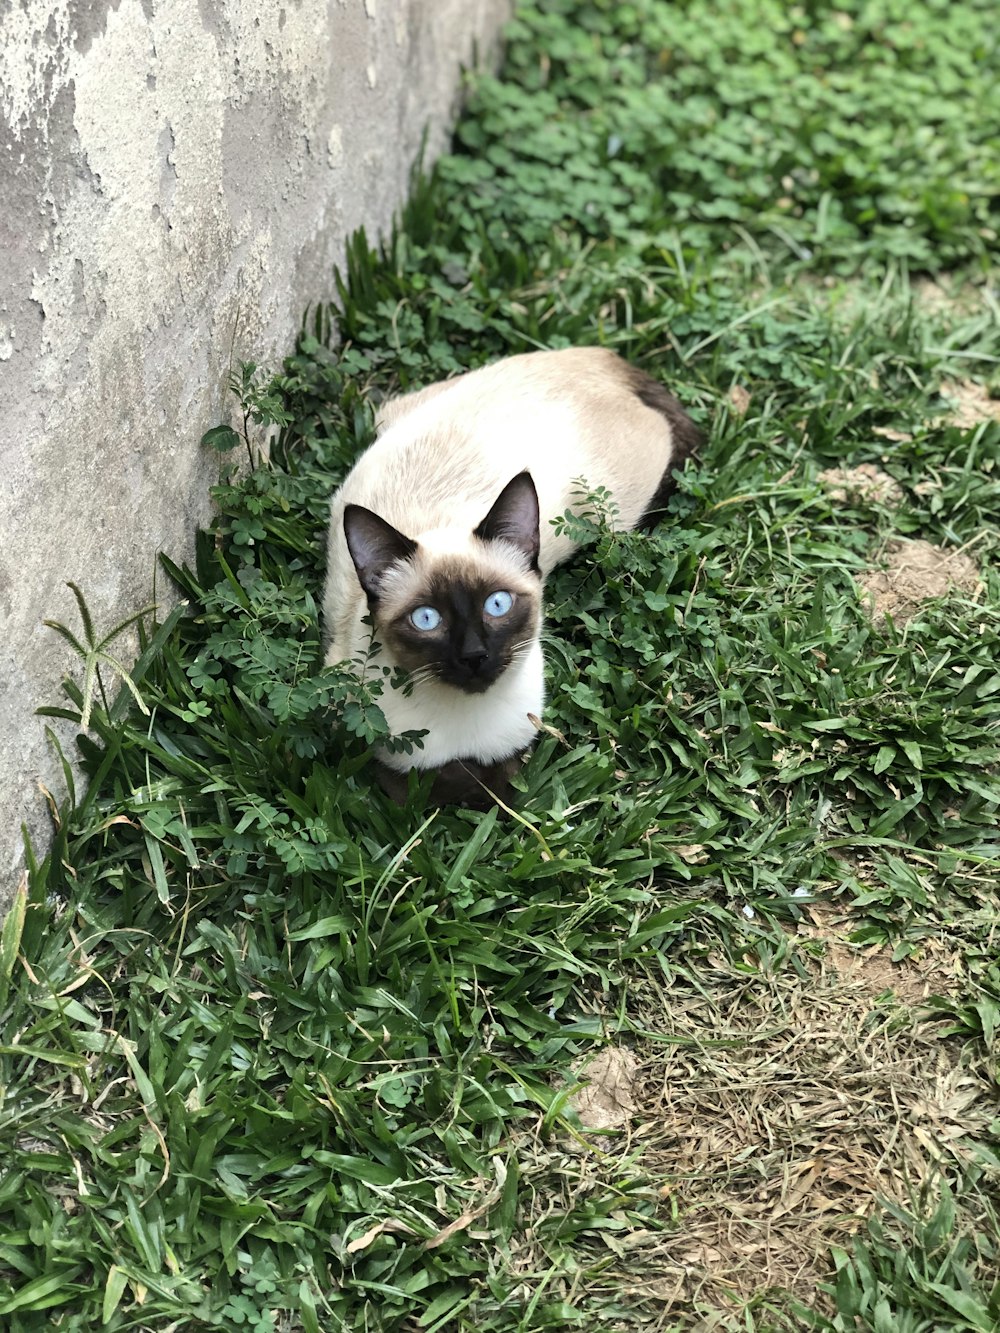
[622,364,702,527]
[377,749,528,809]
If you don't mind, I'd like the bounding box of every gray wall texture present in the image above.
[0,0,511,906]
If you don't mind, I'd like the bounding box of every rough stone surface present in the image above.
[0,0,511,905]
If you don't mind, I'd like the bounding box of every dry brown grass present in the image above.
[532,911,992,1329]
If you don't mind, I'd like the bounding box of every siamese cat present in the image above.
[323,347,700,804]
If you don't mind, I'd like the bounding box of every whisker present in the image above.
[389,664,441,692]
[407,668,440,687]
[381,632,539,697]
[505,639,536,666]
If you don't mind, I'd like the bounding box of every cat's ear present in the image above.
[474,471,540,573]
[343,505,418,599]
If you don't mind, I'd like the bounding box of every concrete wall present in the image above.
[0,0,511,905]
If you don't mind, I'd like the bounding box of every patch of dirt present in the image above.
[913,278,982,319]
[871,424,914,444]
[726,384,752,416]
[574,942,990,1320]
[938,379,1000,430]
[513,898,985,1327]
[856,539,981,624]
[569,1046,639,1130]
[818,463,905,507]
[794,900,960,1007]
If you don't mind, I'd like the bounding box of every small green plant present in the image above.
[201,360,296,469]
[807,1187,1000,1332]
[41,581,154,729]
[218,1250,284,1332]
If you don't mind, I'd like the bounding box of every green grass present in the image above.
[3,1,1000,1329]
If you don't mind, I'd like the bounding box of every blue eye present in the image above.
[484,590,513,617]
[409,606,441,631]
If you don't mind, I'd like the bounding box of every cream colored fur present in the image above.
[323,347,681,770]
[372,640,545,772]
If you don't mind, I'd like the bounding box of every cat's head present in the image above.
[343,471,542,694]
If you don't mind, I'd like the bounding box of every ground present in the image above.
[1,2,999,1330]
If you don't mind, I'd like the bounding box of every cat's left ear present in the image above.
[474,471,540,573]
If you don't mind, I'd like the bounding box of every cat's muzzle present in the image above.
[441,658,503,694]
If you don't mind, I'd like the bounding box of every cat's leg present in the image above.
[375,750,530,809]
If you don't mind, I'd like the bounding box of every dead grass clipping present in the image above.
[545,912,987,1323]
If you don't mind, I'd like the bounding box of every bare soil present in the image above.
[856,539,982,625]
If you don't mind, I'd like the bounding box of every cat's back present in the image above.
[323,347,699,664]
[339,347,689,545]
[377,346,659,444]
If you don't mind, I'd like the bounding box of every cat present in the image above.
[322,347,700,805]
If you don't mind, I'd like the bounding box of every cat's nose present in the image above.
[459,633,489,672]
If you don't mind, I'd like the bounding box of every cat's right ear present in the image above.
[343,505,418,599]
